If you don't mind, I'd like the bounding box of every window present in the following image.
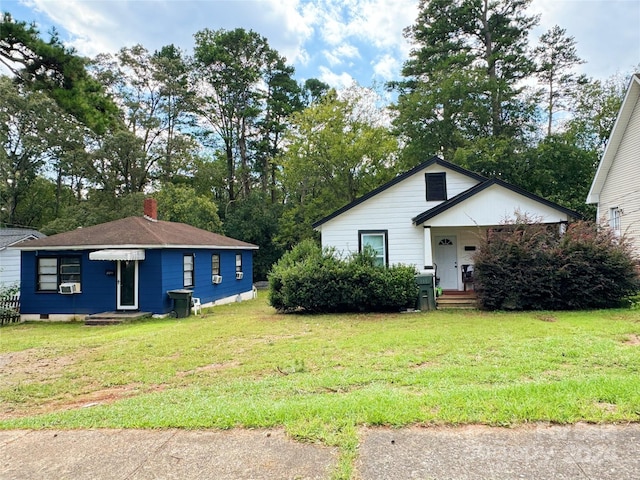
[183,254,194,287]
[37,258,58,291]
[37,257,81,291]
[235,253,243,273]
[610,208,621,235]
[426,172,447,201]
[359,230,388,267]
[212,254,220,276]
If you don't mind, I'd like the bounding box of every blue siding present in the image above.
[160,249,254,309]
[20,250,117,315]
[21,247,254,316]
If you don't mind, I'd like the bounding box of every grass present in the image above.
[1,294,640,478]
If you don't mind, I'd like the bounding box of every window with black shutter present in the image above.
[425,172,447,201]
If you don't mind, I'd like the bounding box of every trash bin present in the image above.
[167,289,193,318]
[415,274,436,311]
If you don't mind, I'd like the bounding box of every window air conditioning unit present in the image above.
[212,275,223,284]
[59,282,81,294]
[236,271,244,280]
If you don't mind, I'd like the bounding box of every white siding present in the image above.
[0,248,21,287]
[319,164,481,269]
[428,184,572,227]
[598,94,640,254]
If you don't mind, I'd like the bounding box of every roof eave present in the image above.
[313,156,487,228]
[16,244,259,251]
[413,179,582,225]
[587,74,640,204]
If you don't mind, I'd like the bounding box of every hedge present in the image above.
[268,240,418,313]
[473,219,640,310]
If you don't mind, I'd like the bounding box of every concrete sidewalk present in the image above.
[1,423,639,479]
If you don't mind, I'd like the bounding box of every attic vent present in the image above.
[426,173,447,201]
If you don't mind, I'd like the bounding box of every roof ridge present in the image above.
[134,216,171,245]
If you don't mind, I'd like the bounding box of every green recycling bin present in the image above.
[415,274,436,311]
[167,289,193,318]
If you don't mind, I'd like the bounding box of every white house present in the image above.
[587,74,640,254]
[313,157,580,291]
[0,228,45,288]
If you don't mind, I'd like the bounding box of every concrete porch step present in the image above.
[85,311,152,326]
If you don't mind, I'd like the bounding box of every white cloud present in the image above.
[23,0,317,64]
[372,53,400,80]
[6,0,637,90]
[323,43,361,66]
[318,65,355,89]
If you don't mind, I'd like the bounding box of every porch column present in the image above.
[423,226,433,270]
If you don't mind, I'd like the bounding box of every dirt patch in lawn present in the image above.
[623,334,640,345]
[0,349,161,419]
[0,349,76,382]
[177,361,240,377]
[0,383,167,420]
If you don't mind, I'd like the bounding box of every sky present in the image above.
[1,0,640,91]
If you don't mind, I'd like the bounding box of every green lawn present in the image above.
[1,294,639,478]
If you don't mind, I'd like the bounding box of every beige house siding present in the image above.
[597,93,640,253]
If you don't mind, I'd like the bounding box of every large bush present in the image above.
[268,240,418,313]
[474,219,639,310]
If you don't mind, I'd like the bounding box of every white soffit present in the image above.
[89,249,146,261]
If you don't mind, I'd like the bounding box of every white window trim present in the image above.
[359,230,388,267]
[610,207,621,236]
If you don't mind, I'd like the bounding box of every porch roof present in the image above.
[89,249,146,261]
[412,179,582,226]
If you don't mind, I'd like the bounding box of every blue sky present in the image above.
[2,0,639,89]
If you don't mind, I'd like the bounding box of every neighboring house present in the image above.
[587,73,640,254]
[15,199,258,321]
[313,157,580,291]
[0,228,46,288]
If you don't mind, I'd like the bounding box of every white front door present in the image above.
[117,260,139,310]
[434,236,458,290]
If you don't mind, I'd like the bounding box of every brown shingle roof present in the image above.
[17,217,258,250]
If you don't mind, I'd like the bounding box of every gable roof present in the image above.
[16,217,258,251]
[0,228,45,250]
[587,74,640,204]
[312,156,487,228]
[412,178,582,225]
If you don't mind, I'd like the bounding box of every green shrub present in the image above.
[268,240,418,313]
[473,218,639,310]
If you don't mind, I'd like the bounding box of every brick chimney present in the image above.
[144,198,158,221]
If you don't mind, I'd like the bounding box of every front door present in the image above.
[434,236,458,290]
[117,260,138,310]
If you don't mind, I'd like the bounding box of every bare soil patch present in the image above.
[623,334,640,345]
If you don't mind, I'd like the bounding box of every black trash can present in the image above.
[415,274,436,311]
[167,289,193,318]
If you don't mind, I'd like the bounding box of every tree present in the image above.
[155,184,223,232]
[534,25,585,136]
[520,133,597,219]
[93,44,196,185]
[278,87,399,246]
[192,28,298,202]
[253,50,304,202]
[392,0,538,166]
[0,76,76,227]
[0,13,119,134]
[564,73,627,155]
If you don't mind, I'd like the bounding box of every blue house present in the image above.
[16,199,258,321]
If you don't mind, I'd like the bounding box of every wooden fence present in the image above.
[0,295,20,326]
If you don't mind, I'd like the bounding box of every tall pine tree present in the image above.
[392,0,538,176]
